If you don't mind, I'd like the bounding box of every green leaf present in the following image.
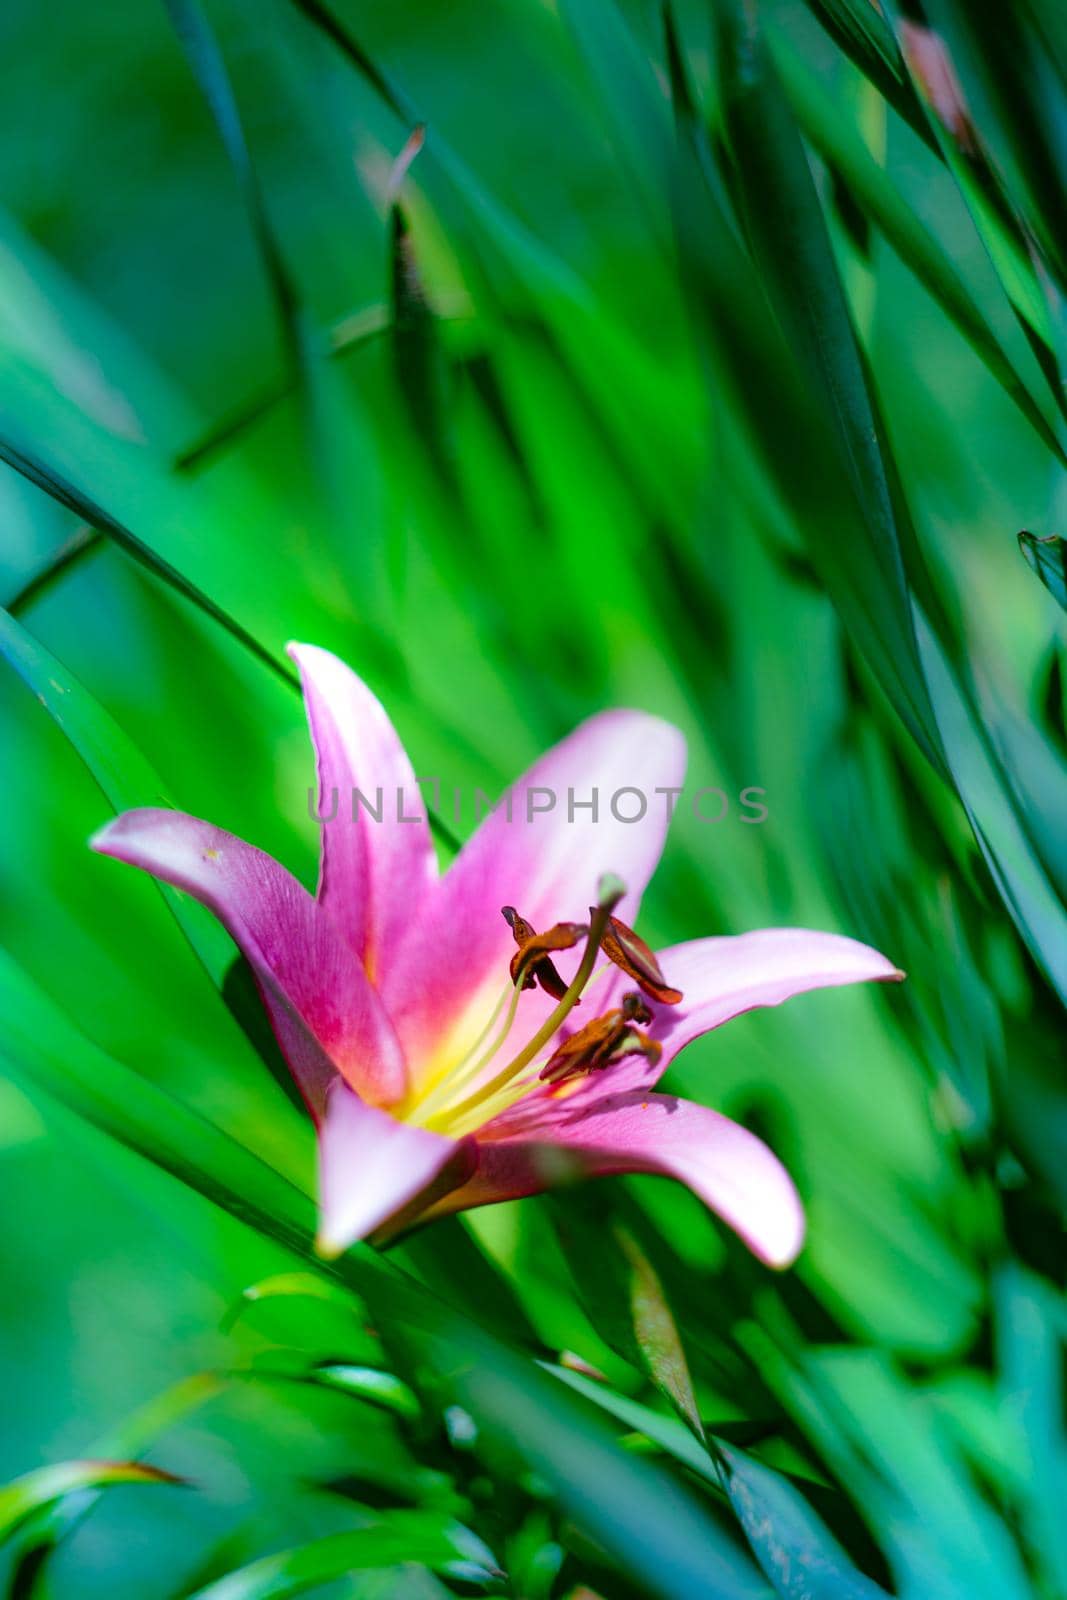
[435,1347,770,1600]
[716,1444,889,1600]
[1019,530,1067,610]
[3,521,102,614]
[174,302,389,476]
[222,1271,356,1331]
[0,944,319,1252]
[550,1194,706,1434]
[673,3,944,769]
[800,2,1064,374]
[8,1376,223,1596]
[290,0,697,529]
[917,617,1067,1005]
[286,0,416,124]
[184,1515,499,1600]
[702,1,1067,1004]
[742,1332,1034,1600]
[393,1216,539,1347]
[995,1268,1067,1597]
[0,438,294,691]
[161,0,300,360]
[311,1365,422,1421]
[0,605,233,983]
[800,0,934,149]
[0,1461,182,1543]
[770,35,1067,461]
[919,0,1067,294]
[0,604,332,1118]
[615,1223,704,1441]
[547,1366,888,1600]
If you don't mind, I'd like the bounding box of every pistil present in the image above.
[421,874,625,1133]
[408,975,526,1122]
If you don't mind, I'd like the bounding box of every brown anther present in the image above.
[620,992,653,1026]
[502,905,589,1002]
[540,993,662,1085]
[593,912,683,1006]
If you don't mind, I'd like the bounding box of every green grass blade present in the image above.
[0,605,234,983]
[0,437,295,689]
[9,1376,223,1597]
[3,523,103,614]
[921,0,1067,293]
[772,36,1067,460]
[161,0,301,363]
[1019,530,1067,610]
[801,0,935,149]
[0,1461,183,1544]
[668,7,944,769]
[548,1365,890,1600]
[703,1,1067,1002]
[185,1516,498,1599]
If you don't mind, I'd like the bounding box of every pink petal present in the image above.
[650,928,902,1063]
[566,927,903,1099]
[316,1081,474,1254]
[382,710,687,1079]
[435,1090,805,1268]
[288,644,437,983]
[91,809,407,1115]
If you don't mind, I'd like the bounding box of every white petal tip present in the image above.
[764,1232,805,1271]
[747,1210,806,1270]
[287,640,335,669]
[313,1228,348,1261]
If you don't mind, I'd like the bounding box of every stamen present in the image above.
[597,913,683,1005]
[503,905,589,1001]
[409,960,616,1131]
[427,874,626,1128]
[540,990,660,1085]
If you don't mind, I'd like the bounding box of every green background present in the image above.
[1,0,1065,1596]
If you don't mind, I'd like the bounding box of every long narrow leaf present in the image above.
[771,35,1066,460]
[0,1462,182,1544]
[0,437,294,689]
[548,1366,889,1600]
[185,1516,497,1599]
[0,605,233,983]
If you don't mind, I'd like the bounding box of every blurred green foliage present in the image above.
[0,0,1065,1596]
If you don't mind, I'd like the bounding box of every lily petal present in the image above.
[91,809,407,1114]
[569,928,902,1099]
[650,928,902,1064]
[288,643,437,982]
[316,1081,473,1254]
[434,1090,805,1268]
[384,710,687,1079]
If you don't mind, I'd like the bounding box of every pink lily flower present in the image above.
[90,645,902,1268]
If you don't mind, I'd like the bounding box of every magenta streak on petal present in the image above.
[430,1090,805,1268]
[288,644,437,984]
[316,1080,473,1253]
[380,709,687,1083]
[91,809,407,1116]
